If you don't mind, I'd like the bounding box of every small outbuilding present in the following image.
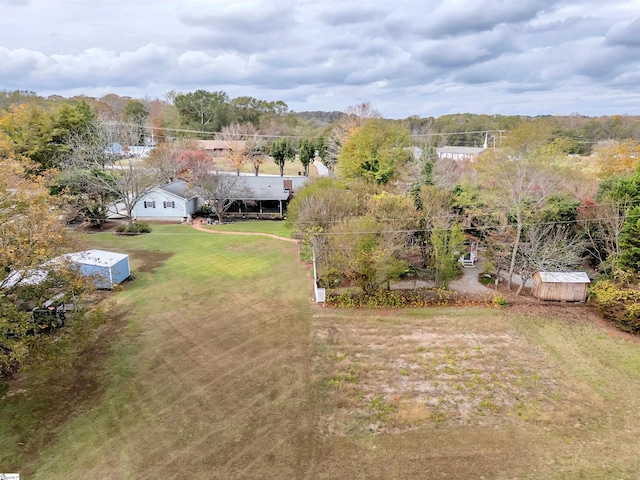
[531,271,591,302]
[64,249,131,289]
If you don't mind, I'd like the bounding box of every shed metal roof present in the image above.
[64,249,128,268]
[537,271,591,283]
[2,250,128,288]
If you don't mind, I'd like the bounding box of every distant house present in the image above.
[133,180,203,222]
[531,271,591,302]
[105,143,155,158]
[436,145,487,162]
[198,140,247,157]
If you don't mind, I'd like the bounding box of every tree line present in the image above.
[3,91,640,377]
[287,109,640,310]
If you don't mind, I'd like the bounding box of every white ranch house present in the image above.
[132,175,309,222]
[134,180,203,222]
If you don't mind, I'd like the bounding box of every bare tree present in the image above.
[218,122,266,176]
[475,121,566,289]
[62,119,170,226]
[325,102,381,176]
[578,200,627,271]
[189,172,253,224]
[514,224,585,295]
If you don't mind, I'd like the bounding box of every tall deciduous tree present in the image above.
[0,101,95,171]
[270,138,294,177]
[173,90,231,134]
[325,102,380,176]
[0,157,76,374]
[62,120,169,225]
[219,122,265,175]
[123,100,149,144]
[297,138,315,176]
[339,119,413,184]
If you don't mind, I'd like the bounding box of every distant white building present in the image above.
[436,133,489,162]
[436,145,487,162]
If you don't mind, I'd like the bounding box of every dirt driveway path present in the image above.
[191,220,298,243]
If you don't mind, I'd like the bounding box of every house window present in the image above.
[163,201,176,209]
[143,201,156,208]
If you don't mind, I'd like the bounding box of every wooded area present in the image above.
[2,89,640,377]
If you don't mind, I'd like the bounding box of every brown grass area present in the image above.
[309,306,640,478]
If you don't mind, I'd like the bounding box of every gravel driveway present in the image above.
[449,266,496,295]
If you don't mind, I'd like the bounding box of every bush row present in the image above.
[115,222,152,234]
[590,280,640,333]
[325,288,503,308]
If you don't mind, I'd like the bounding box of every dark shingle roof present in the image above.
[157,180,194,199]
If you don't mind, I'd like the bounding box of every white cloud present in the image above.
[0,0,638,117]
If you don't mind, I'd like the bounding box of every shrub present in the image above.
[479,273,495,286]
[590,280,640,333]
[194,205,212,217]
[115,222,152,234]
[325,288,487,308]
[491,295,509,307]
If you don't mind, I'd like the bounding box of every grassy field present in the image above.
[215,156,320,177]
[204,219,293,238]
[2,224,640,478]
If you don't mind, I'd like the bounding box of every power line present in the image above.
[100,120,521,143]
[410,130,506,138]
[101,121,310,139]
[306,214,633,237]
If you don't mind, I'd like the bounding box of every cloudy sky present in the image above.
[1,0,639,118]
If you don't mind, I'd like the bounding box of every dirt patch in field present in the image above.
[127,250,172,274]
[74,220,125,234]
[313,310,569,436]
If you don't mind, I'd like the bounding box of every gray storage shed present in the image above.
[531,271,591,302]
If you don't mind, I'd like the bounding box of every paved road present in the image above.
[313,159,329,177]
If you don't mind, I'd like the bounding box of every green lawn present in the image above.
[205,219,294,238]
[3,225,640,479]
[1,225,312,479]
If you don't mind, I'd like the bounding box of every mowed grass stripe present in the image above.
[31,225,315,479]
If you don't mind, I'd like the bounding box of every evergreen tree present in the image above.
[619,206,640,272]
